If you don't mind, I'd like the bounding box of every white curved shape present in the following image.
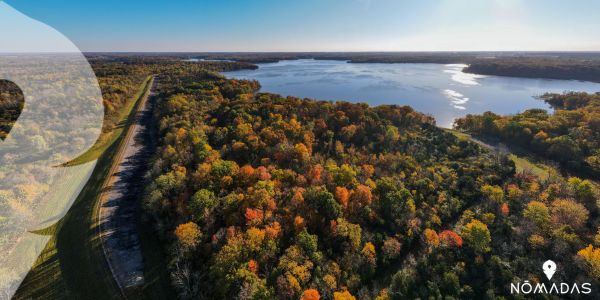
[0,2,104,298]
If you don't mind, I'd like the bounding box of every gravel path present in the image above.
[98,77,155,295]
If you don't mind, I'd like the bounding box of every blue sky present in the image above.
[5,0,600,52]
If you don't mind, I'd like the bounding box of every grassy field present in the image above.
[14,77,155,300]
[444,128,472,141]
[508,154,553,181]
[445,128,553,181]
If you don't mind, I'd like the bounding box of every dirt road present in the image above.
[98,77,155,296]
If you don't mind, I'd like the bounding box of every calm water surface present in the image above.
[225,59,600,127]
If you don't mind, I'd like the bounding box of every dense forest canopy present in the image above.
[0,80,23,140]
[455,92,600,177]
[141,64,600,299]
[89,60,256,137]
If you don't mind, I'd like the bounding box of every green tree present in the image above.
[462,219,491,254]
[568,177,597,212]
[297,229,319,259]
[188,189,217,221]
[481,185,504,204]
[305,188,342,220]
[390,268,417,299]
[523,201,551,229]
[334,218,362,251]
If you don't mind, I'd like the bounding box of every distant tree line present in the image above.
[87,52,600,82]
[464,59,600,83]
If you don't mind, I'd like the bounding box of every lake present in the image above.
[225,59,600,127]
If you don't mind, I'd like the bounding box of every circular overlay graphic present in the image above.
[0,2,104,298]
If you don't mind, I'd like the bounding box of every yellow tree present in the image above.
[175,222,202,250]
[424,229,440,248]
[334,290,356,300]
[578,245,600,280]
[481,185,504,203]
[362,242,377,266]
[462,220,491,254]
[523,201,551,229]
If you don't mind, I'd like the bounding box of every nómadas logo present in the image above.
[510,260,592,295]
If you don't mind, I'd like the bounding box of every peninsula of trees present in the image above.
[455,92,600,177]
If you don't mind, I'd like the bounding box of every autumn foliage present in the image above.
[174,222,202,250]
[301,289,321,300]
[245,207,264,225]
[439,230,463,248]
[142,67,600,299]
